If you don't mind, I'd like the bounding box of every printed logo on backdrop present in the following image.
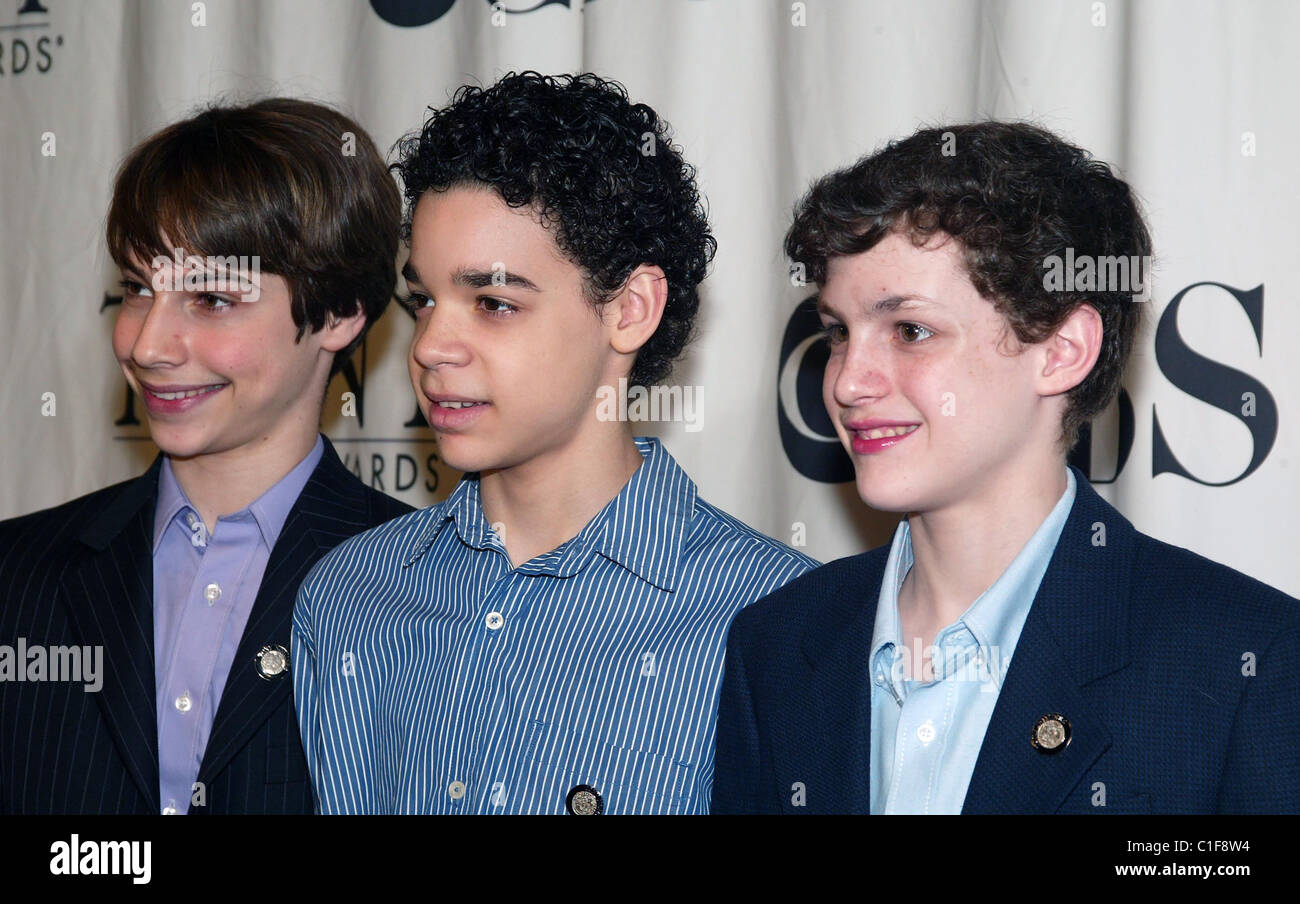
[370,0,580,28]
[777,297,854,483]
[0,0,64,78]
[101,291,447,498]
[777,283,1279,487]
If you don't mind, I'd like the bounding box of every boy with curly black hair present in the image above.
[291,72,818,814]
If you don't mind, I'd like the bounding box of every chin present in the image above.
[149,432,211,460]
[434,436,492,474]
[851,466,921,514]
[857,487,914,514]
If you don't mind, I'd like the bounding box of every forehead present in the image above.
[820,231,973,313]
[409,186,569,272]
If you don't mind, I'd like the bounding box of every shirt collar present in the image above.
[152,433,325,554]
[869,466,1077,697]
[403,436,697,592]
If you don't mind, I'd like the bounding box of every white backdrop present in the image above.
[2,0,1297,597]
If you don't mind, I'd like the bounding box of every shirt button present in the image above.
[485,611,504,630]
[204,583,221,604]
[917,719,936,746]
[175,694,192,713]
[448,780,466,800]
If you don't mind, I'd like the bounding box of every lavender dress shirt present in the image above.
[151,435,323,814]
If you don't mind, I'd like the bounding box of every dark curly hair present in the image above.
[392,71,716,388]
[785,121,1153,453]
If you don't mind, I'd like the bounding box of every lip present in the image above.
[425,392,490,432]
[845,419,921,455]
[136,379,229,416]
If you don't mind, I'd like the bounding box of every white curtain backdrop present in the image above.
[2,0,1296,596]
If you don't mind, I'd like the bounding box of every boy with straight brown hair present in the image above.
[0,98,411,814]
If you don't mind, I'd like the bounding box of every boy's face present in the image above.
[818,230,1059,514]
[113,249,332,461]
[404,186,616,474]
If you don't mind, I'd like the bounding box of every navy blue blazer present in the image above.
[712,464,1300,814]
[0,437,412,814]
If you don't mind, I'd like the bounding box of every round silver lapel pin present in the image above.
[1031,713,1071,753]
[255,644,289,680]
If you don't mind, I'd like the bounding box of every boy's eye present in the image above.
[119,279,153,299]
[401,292,433,314]
[480,297,518,317]
[819,322,847,345]
[898,322,933,343]
[197,294,233,312]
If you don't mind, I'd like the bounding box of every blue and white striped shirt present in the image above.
[291,436,818,814]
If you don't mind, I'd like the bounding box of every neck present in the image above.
[479,423,644,568]
[168,420,320,535]
[900,453,1069,630]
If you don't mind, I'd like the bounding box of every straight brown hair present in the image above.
[107,97,401,378]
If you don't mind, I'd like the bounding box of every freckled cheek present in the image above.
[930,356,1006,436]
[892,358,945,419]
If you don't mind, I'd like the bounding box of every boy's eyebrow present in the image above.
[817,293,935,318]
[119,258,261,293]
[402,262,542,293]
[452,267,540,292]
[870,293,935,313]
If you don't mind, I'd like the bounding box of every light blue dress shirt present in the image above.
[869,466,1076,814]
[292,436,819,814]
[152,434,323,814]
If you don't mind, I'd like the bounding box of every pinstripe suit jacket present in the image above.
[712,464,1300,814]
[0,436,411,814]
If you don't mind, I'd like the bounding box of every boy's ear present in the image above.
[1039,302,1103,396]
[319,305,368,354]
[608,264,667,356]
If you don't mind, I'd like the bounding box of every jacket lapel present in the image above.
[962,465,1135,813]
[197,438,376,785]
[59,455,165,813]
[789,550,888,813]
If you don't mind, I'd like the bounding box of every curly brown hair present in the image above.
[785,121,1153,452]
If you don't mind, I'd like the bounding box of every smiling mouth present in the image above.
[434,400,487,409]
[144,385,227,401]
[135,377,230,400]
[853,424,920,440]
